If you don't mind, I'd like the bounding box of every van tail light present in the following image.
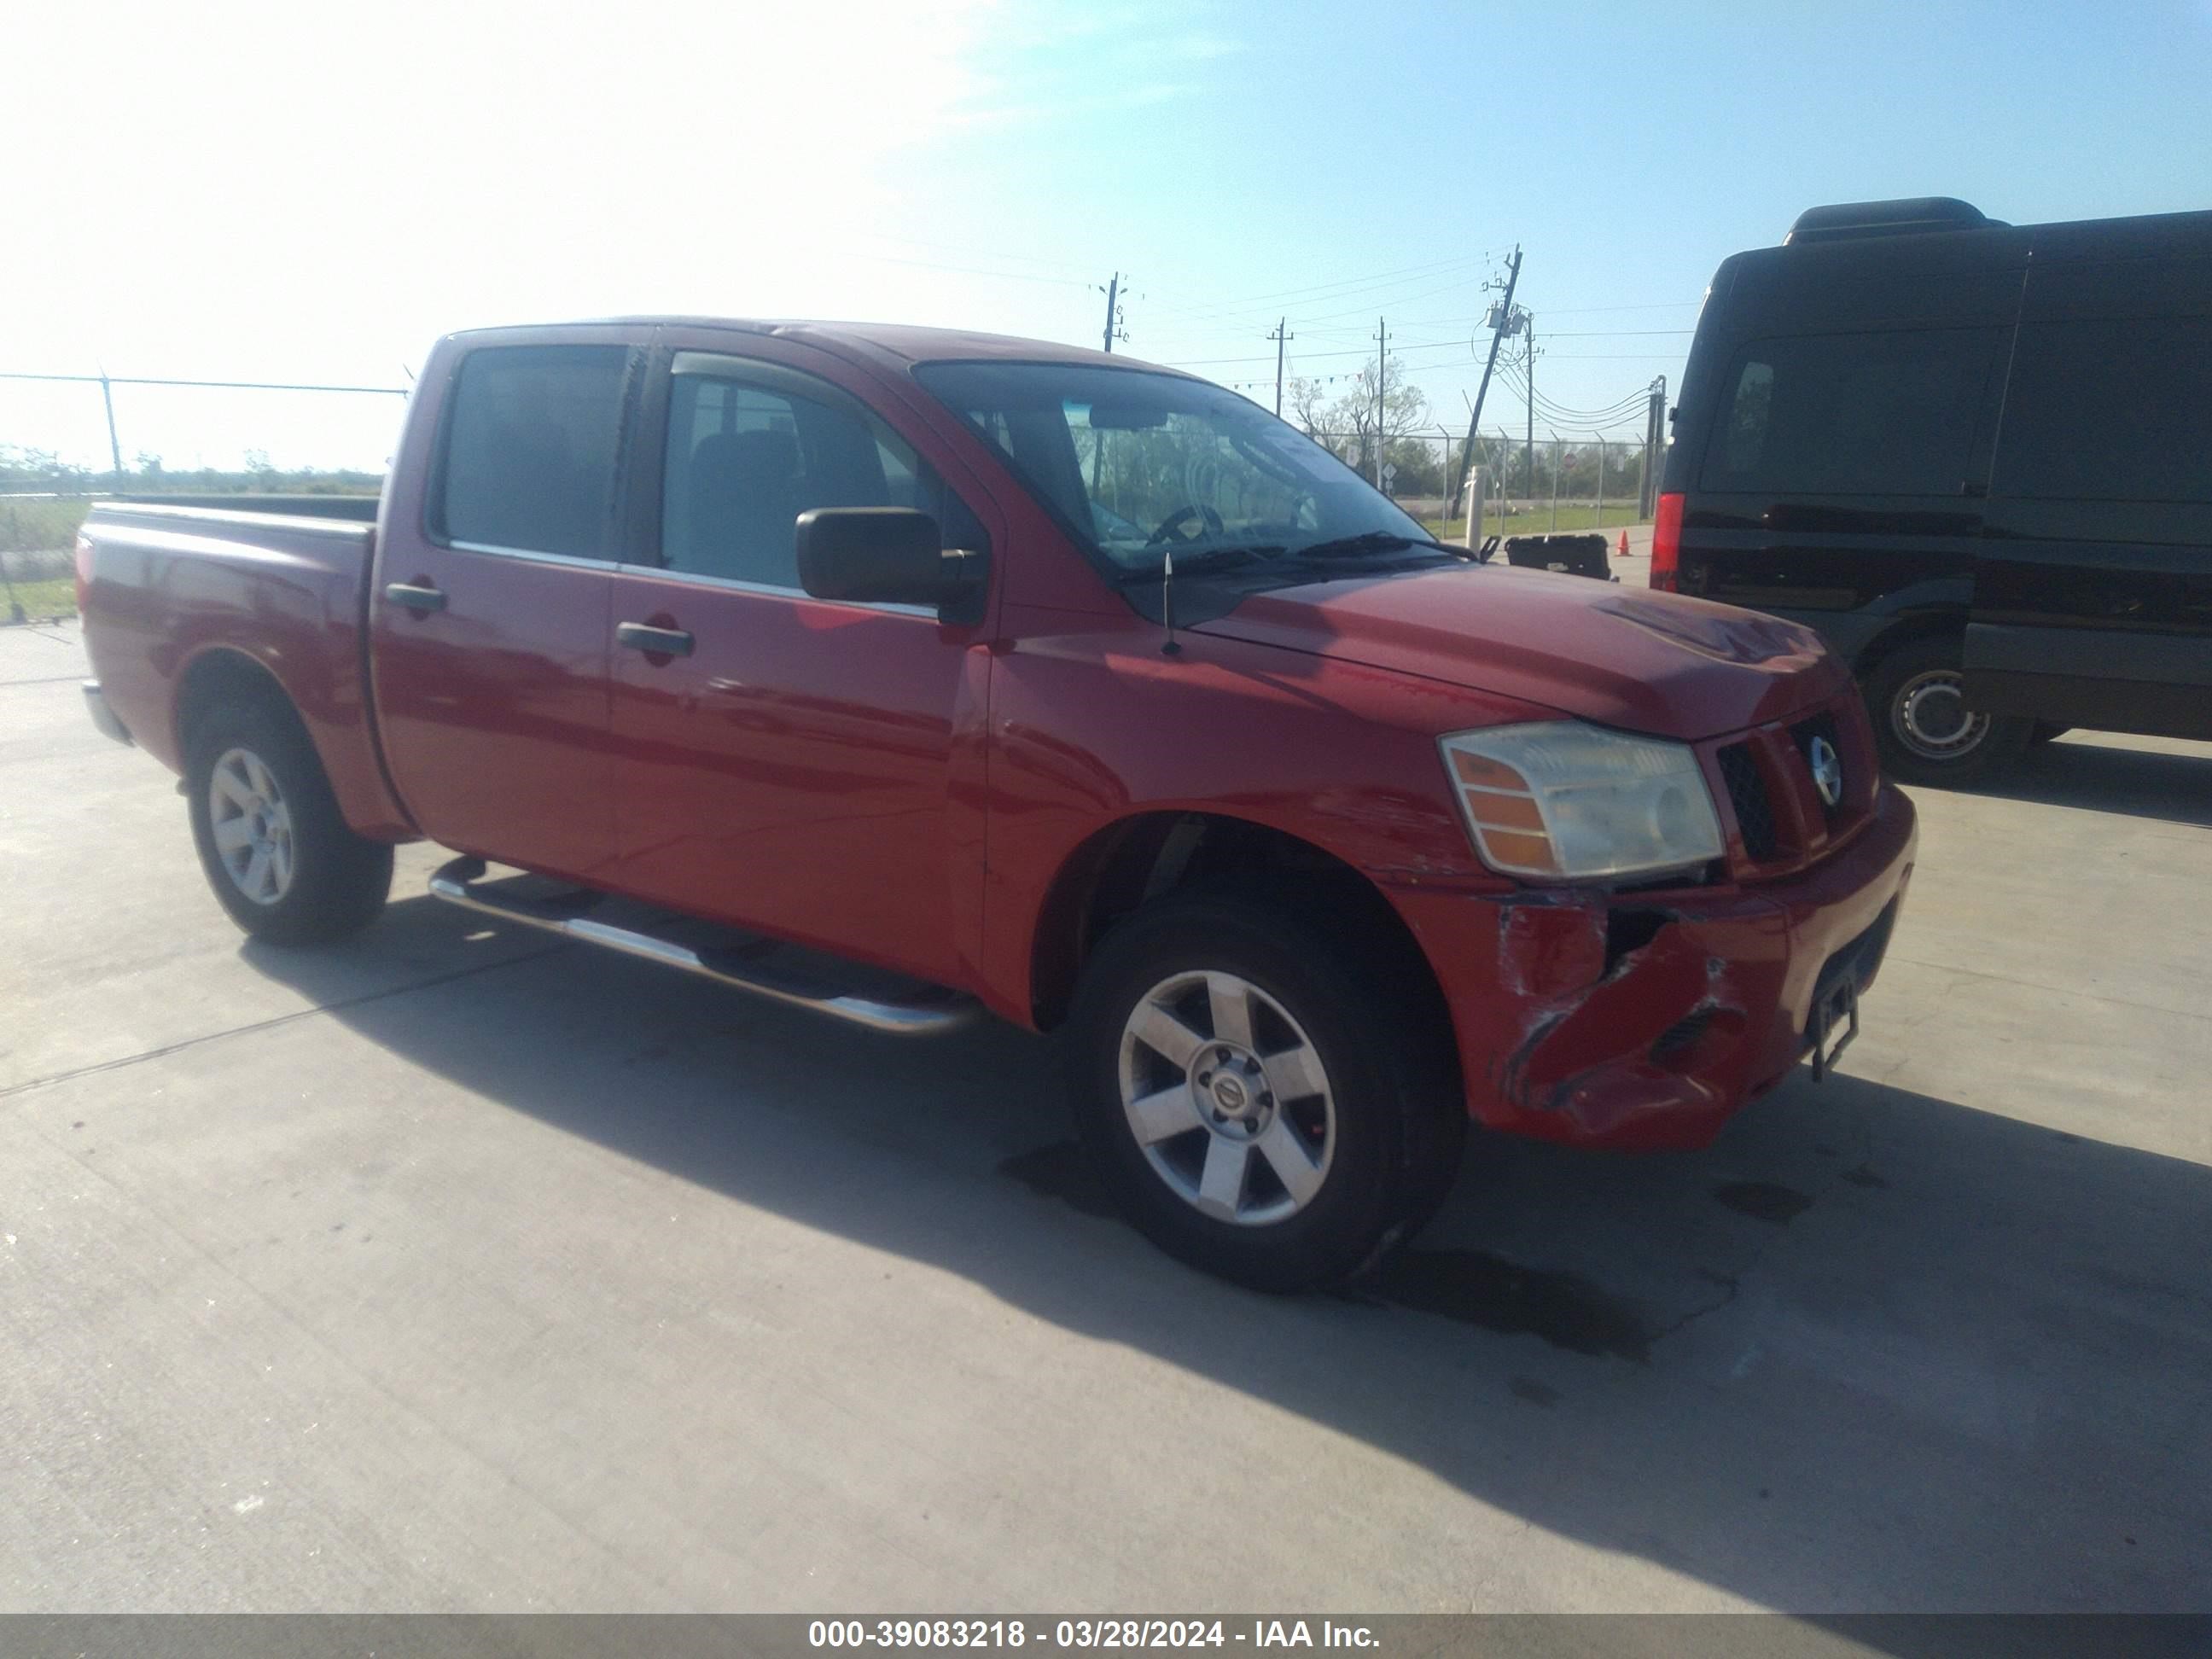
[1650,492,1684,591]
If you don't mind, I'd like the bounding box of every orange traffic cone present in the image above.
[1616,530,1630,559]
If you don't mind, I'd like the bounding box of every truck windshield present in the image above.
[912,361,1435,577]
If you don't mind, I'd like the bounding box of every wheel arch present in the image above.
[1852,608,1970,679]
[174,646,306,756]
[171,643,410,841]
[1027,810,1454,1057]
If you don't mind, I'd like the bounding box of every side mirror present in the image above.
[795,508,978,610]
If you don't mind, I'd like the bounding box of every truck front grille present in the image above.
[1717,741,1778,861]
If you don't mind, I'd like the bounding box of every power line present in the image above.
[0,371,408,395]
[1400,299,1702,324]
[1269,271,1493,328]
[1499,365,1650,416]
[1159,253,1496,315]
[840,249,1092,288]
[1159,338,1466,368]
[847,231,1096,277]
[1137,260,1503,335]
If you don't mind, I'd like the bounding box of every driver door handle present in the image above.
[383,581,447,614]
[616,620,696,657]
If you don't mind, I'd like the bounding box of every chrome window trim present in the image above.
[612,561,946,620]
[449,539,619,571]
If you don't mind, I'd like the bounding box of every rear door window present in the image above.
[1702,329,2000,496]
[432,344,631,560]
[1993,316,2212,504]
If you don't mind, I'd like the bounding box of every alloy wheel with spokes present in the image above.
[185,696,393,943]
[1067,885,1466,1291]
[208,746,296,905]
[1119,969,1336,1226]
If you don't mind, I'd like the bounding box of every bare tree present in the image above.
[1286,375,1330,439]
[1324,358,1430,478]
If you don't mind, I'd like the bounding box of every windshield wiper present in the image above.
[1287,531,1461,563]
[1114,544,1284,582]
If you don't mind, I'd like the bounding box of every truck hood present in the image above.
[1188,564,1846,740]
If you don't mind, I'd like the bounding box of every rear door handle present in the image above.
[616,621,696,657]
[384,581,447,614]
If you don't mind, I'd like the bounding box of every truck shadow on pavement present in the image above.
[249,899,2212,1617]
[1947,736,2212,828]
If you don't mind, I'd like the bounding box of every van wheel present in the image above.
[1063,888,1464,1293]
[185,699,393,944]
[1862,637,2030,788]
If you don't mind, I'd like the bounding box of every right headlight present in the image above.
[1440,722,1724,882]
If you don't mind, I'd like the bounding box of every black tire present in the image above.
[1062,887,1465,1293]
[1861,636,2031,789]
[184,696,393,945]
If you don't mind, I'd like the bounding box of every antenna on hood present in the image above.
[1161,546,1181,655]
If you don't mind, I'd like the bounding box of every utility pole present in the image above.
[1523,317,1536,519]
[99,370,123,479]
[1549,432,1562,530]
[1460,246,1521,527]
[1268,317,1293,417]
[1639,375,1668,518]
[1099,273,1124,353]
[1372,317,1388,487]
[1595,436,1606,531]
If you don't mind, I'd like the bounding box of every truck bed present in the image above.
[78,498,414,840]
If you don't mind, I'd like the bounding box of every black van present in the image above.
[1655,197,2212,785]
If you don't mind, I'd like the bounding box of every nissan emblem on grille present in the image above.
[1808,735,1844,809]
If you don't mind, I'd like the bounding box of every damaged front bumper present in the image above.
[1385,780,1918,1150]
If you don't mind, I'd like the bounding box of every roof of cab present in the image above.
[445,317,1186,375]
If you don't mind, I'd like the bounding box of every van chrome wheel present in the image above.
[1891,668,1989,762]
[208,746,295,905]
[1118,969,1336,1226]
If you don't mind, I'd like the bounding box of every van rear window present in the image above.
[1701,329,1998,497]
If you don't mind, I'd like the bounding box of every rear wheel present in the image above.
[185,698,393,944]
[1862,637,2030,788]
[1063,888,1464,1292]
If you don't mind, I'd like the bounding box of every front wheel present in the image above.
[185,698,393,944]
[1862,637,2031,789]
[1063,889,1464,1292]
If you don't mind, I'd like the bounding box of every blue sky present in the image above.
[7,0,2210,469]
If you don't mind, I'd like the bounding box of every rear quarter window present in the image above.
[1701,329,1999,497]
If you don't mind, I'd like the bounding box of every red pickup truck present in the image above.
[78,318,1916,1289]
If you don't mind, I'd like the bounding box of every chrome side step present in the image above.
[428,856,981,1038]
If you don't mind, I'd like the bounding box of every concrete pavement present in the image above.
[3,618,2209,1615]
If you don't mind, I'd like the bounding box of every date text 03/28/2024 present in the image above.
[807,1621,1380,1649]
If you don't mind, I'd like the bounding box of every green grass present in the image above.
[0,498,90,555]
[3,576,77,620]
[1423,502,1649,541]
